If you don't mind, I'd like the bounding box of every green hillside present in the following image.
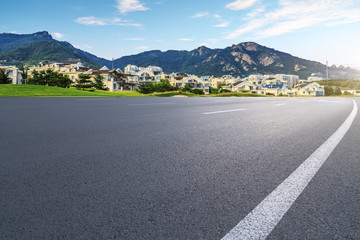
[0,32,111,67]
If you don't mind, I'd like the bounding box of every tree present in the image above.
[209,86,219,94]
[182,83,193,92]
[19,66,28,81]
[156,79,176,92]
[0,69,11,84]
[56,74,73,88]
[28,69,72,88]
[334,86,342,95]
[93,73,108,90]
[138,83,154,94]
[137,79,176,94]
[75,74,94,91]
[190,89,204,95]
[324,86,334,96]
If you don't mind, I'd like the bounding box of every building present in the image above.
[0,66,23,84]
[27,62,126,91]
[209,75,238,88]
[124,64,164,84]
[293,82,325,96]
[308,73,324,82]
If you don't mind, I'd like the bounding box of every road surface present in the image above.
[1,97,359,239]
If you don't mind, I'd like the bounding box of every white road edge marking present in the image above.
[222,99,358,240]
[202,109,246,115]
[274,103,287,106]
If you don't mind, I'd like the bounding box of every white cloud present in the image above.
[225,0,360,39]
[74,16,142,27]
[190,12,209,18]
[215,21,231,28]
[52,32,64,39]
[213,14,221,19]
[178,38,193,41]
[246,7,265,18]
[126,37,145,40]
[10,31,17,34]
[135,46,149,50]
[117,0,149,14]
[226,0,259,10]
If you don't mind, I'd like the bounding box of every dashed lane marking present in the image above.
[202,109,246,115]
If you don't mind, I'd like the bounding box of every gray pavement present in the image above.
[0,97,359,239]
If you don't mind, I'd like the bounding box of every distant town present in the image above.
[0,61,339,97]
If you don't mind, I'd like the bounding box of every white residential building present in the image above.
[0,66,23,84]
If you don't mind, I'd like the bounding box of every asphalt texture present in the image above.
[0,97,359,240]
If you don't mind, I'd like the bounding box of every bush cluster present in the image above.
[28,69,73,88]
[324,86,342,96]
[138,79,178,94]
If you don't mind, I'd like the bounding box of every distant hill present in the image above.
[0,31,53,53]
[0,31,111,67]
[0,31,358,79]
[113,43,360,79]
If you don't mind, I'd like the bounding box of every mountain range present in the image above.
[0,31,358,79]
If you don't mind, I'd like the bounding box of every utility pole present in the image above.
[326,60,329,80]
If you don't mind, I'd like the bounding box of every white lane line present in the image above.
[222,99,358,240]
[128,102,175,106]
[202,109,246,115]
[274,103,287,106]
[318,100,341,103]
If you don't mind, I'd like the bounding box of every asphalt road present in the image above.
[0,97,359,239]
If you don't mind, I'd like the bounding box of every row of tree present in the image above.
[27,69,108,90]
[29,69,73,88]
[137,79,211,95]
[318,79,360,89]
[137,79,232,95]
[137,79,178,94]
[324,86,342,96]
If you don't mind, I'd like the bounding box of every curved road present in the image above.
[1,97,359,239]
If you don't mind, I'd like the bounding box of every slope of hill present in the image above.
[0,32,111,67]
[0,31,53,53]
[114,42,359,79]
[0,31,358,79]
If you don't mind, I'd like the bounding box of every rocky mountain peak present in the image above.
[241,42,258,51]
[196,46,211,55]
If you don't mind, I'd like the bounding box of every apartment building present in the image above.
[27,62,127,91]
[0,66,23,84]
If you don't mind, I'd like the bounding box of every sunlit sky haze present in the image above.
[1,0,360,69]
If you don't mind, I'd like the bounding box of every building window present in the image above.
[5,70,14,76]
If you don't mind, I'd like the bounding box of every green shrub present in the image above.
[190,89,204,95]
[138,79,177,94]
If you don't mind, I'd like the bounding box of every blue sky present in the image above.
[1,0,360,69]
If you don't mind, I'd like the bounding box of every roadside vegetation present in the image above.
[0,85,266,97]
[0,69,12,84]
[0,85,143,97]
[316,79,360,96]
[316,79,360,89]
[137,79,234,96]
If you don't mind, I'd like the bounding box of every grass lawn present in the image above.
[0,85,146,97]
[0,85,269,97]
